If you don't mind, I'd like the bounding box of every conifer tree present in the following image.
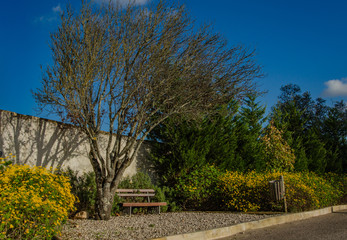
[305,129,327,173]
[271,101,309,171]
[148,102,240,185]
[322,101,347,173]
[261,121,295,172]
[236,94,267,171]
[270,84,329,172]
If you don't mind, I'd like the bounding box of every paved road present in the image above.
[218,210,347,240]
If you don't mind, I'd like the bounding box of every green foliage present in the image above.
[273,85,347,174]
[148,101,240,186]
[0,164,76,239]
[174,165,223,210]
[159,186,183,212]
[60,168,97,216]
[235,94,267,171]
[178,169,344,213]
[118,172,154,189]
[240,94,267,133]
[293,139,309,171]
[305,130,327,173]
[261,121,295,172]
[204,102,240,171]
[149,95,267,187]
[322,101,347,173]
[270,84,345,173]
[149,118,206,186]
[324,172,347,203]
[147,83,346,213]
[271,96,309,171]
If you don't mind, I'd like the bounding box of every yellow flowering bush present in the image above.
[218,171,344,212]
[218,171,265,212]
[0,164,76,239]
[0,154,14,171]
[173,165,344,212]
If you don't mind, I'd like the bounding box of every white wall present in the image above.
[0,110,152,178]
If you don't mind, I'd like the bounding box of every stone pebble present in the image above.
[61,212,280,240]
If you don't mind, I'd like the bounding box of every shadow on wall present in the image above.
[0,110,88,170]
[136,141,158,183]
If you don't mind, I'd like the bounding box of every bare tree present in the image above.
[33,0,262,220]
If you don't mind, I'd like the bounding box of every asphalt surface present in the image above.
[218,210,347,240]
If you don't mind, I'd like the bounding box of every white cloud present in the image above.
[95,0,150,6]
[35,15,57,23]
[35,3,63,23]
[323,78,347,97]
[52,4,63,14]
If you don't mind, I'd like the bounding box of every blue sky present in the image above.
[1,0,346,119]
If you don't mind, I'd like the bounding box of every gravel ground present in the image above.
[61,212,280,240]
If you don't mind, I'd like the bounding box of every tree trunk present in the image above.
[94,181,115,220]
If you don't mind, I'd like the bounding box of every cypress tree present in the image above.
[236,94,267,171]
[148,101,241,185]
[322,101,347,173]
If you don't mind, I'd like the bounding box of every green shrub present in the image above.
[0,164,76,239]
[324,172,347,204]
[60,168,96,217]
[118,172,154,189]
[157,186,182,212]
[174,165,223,210]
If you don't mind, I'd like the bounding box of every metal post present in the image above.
[280,175,287,213]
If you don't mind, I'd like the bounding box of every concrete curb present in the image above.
[152,205,347,240]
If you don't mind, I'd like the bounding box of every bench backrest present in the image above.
[116,189,155,202]
[116,189,155,193]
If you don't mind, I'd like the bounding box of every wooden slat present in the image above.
[116,189,155,193]
[117,193,155,197]
[122,202,167,207]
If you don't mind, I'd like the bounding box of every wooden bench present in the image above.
[116,189,167,216]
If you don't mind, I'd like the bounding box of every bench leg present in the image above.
[124,206,132,216]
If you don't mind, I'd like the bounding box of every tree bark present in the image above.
[88,147,116,220]
[94,180,115,220]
